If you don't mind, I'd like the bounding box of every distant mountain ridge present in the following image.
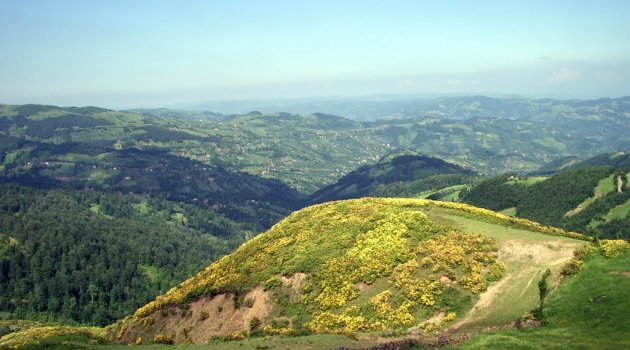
[3,99,630,190]
[170,95,630,121]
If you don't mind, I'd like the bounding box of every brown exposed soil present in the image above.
[612,271,630,278]
[439,275,453,284]
[425,311,446,324]
[356,281,371,293]
[280,272,308,301]
[449,238,579,331]
[120,287,273,344]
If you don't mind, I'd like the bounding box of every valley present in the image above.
[3,2,630,348]
[0,99,629,349]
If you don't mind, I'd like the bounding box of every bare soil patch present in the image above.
[121,287,273,344]
[449,237,579,331]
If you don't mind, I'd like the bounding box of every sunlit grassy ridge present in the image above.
[1,198,611,348]
[134,199,586,317]
[111,198,590,343]
[445,247,630,350]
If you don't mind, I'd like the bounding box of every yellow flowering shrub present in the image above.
[459,261,486,293]
[561,258,584,275]
[370,291,395,317]
[308,311,370,333]
[0,326,107,349]
[130,198,515,337]
[600,239,630,258]
[487,261,506,281]
[262,324,293,335]
[574,243,597,260]
[116,323,127,340]
[420,312,457,333]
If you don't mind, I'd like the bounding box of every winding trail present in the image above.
[443,214,584,332]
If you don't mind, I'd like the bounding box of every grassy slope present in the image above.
[113,199,587,345]
[605,199,630,221]
[504,176,549,186]
[437,213,583,330]
[566,173,617,216]
[446,250,630,350]
[0,199,594,349]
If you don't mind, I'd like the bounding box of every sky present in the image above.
[1,0,629,108]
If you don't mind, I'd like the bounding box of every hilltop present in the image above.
[1,199,628,349]
[307,153,474,204]
[111,198,588,345]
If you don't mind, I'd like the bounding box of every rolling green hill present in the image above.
[566,151,630,170]
[2,100,630,193]
[110,198,588,345]
[307,152,475,204]
[1,199,628,349]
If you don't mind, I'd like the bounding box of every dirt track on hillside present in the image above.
[449,238,581,331]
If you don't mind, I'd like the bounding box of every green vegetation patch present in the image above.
[605,199,630,221]
[503,176,549,186]
[447,250,630,350]
[120,198,587,343]
[595,173,616,196]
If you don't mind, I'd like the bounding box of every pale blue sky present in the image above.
[1,0,629,108]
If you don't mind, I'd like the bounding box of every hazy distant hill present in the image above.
[528,156,582,175]
[173,95,630,123]
[3,98,629,191]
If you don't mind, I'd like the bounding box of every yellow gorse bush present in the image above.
[129,197,589,337]
[135,198,581,318]
[600,239,630,258]
[0,326,106,349]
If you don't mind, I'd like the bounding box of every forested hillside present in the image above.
[461,160,630,239]
[0,184,254,326]
[307,152,475,204]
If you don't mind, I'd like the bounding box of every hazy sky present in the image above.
[1,0,629,108]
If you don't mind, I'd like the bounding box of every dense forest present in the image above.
[0,184,254,325]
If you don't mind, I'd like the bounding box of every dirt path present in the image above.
[618,175,624,193]
[565,195,599,217]
[448,238,581,332]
